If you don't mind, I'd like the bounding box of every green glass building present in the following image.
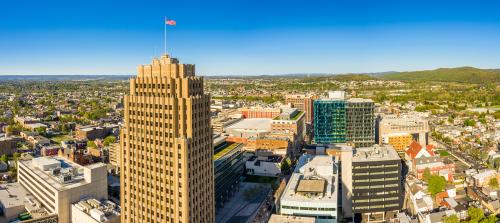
[314,98,374,147]
[313,100,347,144]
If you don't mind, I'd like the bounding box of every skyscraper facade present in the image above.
[120,54,214,223]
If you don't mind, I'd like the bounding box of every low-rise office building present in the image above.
[240,107,281,119]
[75,126,113,141]
[17,157,108,223]
[245,152,283,177]
[225,118,272,140]
[246,137,291,156]
[279,154,338,222]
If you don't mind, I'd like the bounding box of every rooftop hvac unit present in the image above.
[88,199,101,208]
[78,201,92,212]
[51,168,61,175]
[70,167,79,176]
[90,208,106,222]
[59,174,72,183]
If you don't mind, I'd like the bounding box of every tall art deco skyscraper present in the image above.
[120,54,214,223]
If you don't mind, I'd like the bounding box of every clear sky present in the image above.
[1,0,500,75]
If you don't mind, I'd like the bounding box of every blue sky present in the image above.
[1,0,500,75]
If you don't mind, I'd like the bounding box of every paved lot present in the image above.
[215,182,272,223]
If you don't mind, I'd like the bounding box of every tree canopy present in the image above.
[87,140,97,148]
[0,154,8,163]
[423,167,432,182]
[103,135,116,147]
[489,178,499,189]
[443,214,459,223]
[428,175,447,196]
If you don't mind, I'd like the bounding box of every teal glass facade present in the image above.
[313,100,347,144]
[314,99,375,147]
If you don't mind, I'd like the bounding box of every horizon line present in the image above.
[0,65,497,77]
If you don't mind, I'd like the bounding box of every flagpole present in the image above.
[164,16,167,55]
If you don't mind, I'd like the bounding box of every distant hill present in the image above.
[380,67,500,83]
[328,74,375,81]
[0,75,131,82]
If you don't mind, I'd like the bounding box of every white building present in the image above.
[245,153,283,177]
[225,118,272,139]
[17,157,108,223]
[279,154,338,223]
[328,91,346,100]
[0,183,57,223]
[71,198,120,223]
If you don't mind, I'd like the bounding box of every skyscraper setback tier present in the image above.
[120,54,214,223]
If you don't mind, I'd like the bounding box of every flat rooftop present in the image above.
[281,154,338,203]
[0,183,27,209]
[0,183,52,219]
[268,214,316,223]
[347,98,374,103]
[19,157,106,191]
[225,118,271,131]
[73,198,120,222]
[352,145,400,162]
[214,142,242,160]
[296,179,326,193]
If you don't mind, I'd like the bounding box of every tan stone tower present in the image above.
[120,54,214,223]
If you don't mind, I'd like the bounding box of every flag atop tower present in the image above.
[166,18,176,26]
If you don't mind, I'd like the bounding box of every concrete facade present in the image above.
[17,157,108,223]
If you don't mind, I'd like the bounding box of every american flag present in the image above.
[165,19,176,26]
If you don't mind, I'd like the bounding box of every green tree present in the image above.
[468,207,484,222]
[281,158,291,172]
[464,119,476,127]
[35,126,47,135]
[489,178,499,189]
[87,140,97,148]
[423,167,432,182]
[443,214,459,223]
[428,175,447,196]
[0,154,8,163]
[479,215,497,223]
[12,152,20,160]
[103,135,116,147]
[6,124,22,135]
